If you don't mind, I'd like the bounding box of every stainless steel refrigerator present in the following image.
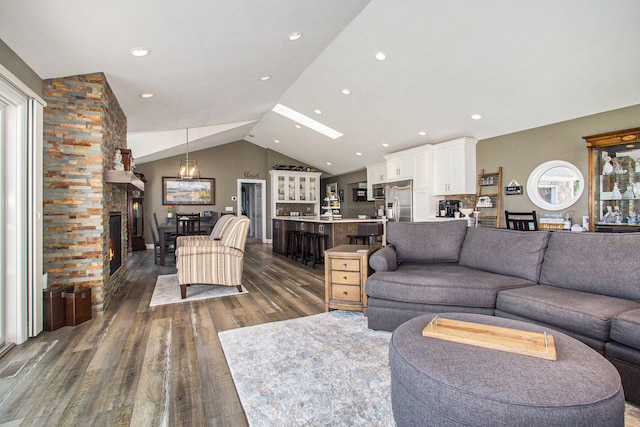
[385,179,413,222]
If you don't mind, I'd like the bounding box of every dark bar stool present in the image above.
[303,233,329,269]
[286,230,301,260]
[348,223,384,245]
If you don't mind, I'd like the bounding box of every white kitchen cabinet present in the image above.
[269,170,322,216]
[432,137,477,195]
[385,154,415,181]
[413,187,435,221]
[366,162,386,200]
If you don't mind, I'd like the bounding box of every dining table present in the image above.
[158,222,213,266]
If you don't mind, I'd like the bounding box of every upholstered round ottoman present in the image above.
[390,313,625,427]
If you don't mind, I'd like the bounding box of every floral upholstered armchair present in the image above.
[176,215,250,299]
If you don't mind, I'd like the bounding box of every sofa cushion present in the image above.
[366,263,536,308]
[458,227,550,282]
[386,220,468,264]
[496,285,640,341]
[540,231,640,301]
[611,309,640,350]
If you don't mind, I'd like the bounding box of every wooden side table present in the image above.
[324,244,375,315]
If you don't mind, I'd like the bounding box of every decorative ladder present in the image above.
[476,167,502,228]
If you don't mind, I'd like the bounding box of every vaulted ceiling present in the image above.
[1,1,639,176]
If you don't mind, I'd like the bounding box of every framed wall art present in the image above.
[162,177,215,205]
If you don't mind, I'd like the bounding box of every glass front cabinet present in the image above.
[584,127,640,232]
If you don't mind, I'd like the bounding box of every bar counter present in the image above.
[272,216,387,255]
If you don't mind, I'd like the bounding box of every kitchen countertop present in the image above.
[273,216,387,223]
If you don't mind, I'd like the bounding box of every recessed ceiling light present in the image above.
[356,152,362,156]
[274,139,280,143]
[139,93,154,99]
[295,124,302,129]
[130,47,150,57]
[326,162,332,166]
[248,133,255,138]
[288,32,302,41]
[341,88,351,95]
[314,109,322,115]
[374,51,386,61]
[382,143,389,147]
[259,75,271,81]
[272,103,343,139]
[471,114,482,120]
[418,131,427,136]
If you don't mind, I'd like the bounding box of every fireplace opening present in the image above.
[109,212,122,276]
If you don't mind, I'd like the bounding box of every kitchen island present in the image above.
[272,216,387,255]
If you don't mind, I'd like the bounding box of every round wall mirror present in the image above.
[526,160,584,211]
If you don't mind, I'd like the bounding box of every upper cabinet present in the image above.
[432,137,477,195]
[366,162,386,200]
[269,170,322,216]
[385,152,416,181]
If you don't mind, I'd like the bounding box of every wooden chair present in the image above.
[176,213,205,236]
[504,211,539,231]
[147,213,175,264]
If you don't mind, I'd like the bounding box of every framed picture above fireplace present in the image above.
[162,177,215,205]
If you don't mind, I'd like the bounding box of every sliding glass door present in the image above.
[0,98,5,350]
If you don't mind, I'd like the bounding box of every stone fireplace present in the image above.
[42,73,129,315]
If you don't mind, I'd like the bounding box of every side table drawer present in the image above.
[331,284,361,303]
[330,258,360,272]
[331,270,360,285]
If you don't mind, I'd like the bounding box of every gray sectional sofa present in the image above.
[366,220,640,404]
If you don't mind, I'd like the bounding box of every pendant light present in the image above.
[177,128,200,180]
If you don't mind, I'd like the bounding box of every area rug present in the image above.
[218,310,640,427]
[149,274,247,307]
[218,310,394,426]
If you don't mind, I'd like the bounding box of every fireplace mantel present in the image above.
[104,170,145,191]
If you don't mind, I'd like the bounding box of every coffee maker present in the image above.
[438,200,460,217]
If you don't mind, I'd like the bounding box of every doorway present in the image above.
[236,179,266,243]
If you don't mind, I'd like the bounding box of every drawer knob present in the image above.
[342,263,347,268]
[342,291,348,296]
[342,276,347,281]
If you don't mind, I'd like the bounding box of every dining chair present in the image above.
[504,210,539,231]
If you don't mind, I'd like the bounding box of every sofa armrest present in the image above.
[369,244,398,272]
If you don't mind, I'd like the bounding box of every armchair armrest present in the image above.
[369,244,398,272]
[177,244,243,257]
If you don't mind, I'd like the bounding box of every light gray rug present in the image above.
[149,274,247,307]
[219,310,394,426]
[219,311,640,427]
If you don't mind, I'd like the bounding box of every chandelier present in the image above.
[177,128,200,180]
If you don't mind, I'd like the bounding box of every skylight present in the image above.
[272,104,343,140]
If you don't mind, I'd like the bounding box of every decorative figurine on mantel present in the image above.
[129,156,135,172]
[113,148,125,171]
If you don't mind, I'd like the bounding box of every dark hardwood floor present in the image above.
[0,239,325,426]
[2,240,639,426]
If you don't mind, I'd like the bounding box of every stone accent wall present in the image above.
[42,73,128,315]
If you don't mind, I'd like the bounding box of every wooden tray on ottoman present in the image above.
[422,316,556,360]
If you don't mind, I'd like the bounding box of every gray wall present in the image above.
[0,39,42,96]
[478,103,640,225]
[135,140,315,243]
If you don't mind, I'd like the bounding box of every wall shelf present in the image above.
[104,170,145,191]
